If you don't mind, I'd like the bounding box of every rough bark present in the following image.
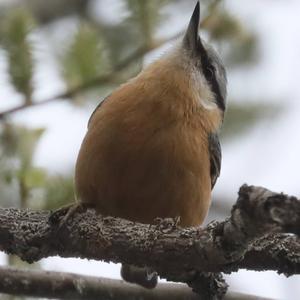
[0,185,299,299]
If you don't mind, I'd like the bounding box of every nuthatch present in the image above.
[75,1,227,287]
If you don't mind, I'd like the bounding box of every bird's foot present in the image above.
[121,264,158,289]
[49,202,94,229]
[153,216,181,232]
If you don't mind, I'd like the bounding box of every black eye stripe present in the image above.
[197,40,225,112]
[206,65,215,80]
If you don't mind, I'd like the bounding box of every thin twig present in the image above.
[0,266,273,300]
[0,3,222,119]
[0,32,182,119]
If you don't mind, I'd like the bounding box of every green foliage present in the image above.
[1,125,45,171]
[0,9,35,101]
[42,175,75,210]
[225,34,258,66]
[64,23,106,88]
[99,22,142,69]
[124,0,169,45]
[203,8,258,66]
[99,0,169,71]
[21,167,46,189]
[222,102,281,139]
[0,123,73,211]
[205,11,242,40]
[0,124,46,208]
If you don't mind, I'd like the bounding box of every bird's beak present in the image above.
[183,1,202,53]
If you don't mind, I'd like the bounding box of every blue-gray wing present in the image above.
[87,95,110,129]
[208,133,221,190]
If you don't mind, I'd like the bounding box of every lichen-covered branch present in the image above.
[0,185,299,298]
[240,234,300,276]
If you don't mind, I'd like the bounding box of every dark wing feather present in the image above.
[87,95,110,129]
[208,133,222,190]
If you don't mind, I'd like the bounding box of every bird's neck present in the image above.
[132,58,223,133]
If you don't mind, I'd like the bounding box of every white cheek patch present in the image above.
[199,97,218,110]
[189,67,218,111]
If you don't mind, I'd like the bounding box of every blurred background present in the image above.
[0,0,299,299]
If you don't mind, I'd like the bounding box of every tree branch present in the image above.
[240,233,300,276]
[0,266,273,300]
[0,184,299,298]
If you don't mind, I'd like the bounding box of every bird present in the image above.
[74,0,227,288]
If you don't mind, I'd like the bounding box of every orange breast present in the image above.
[75,63,221,227]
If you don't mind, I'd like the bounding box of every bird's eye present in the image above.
[206,65,216,80]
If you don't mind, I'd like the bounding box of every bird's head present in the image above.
[159,1,227,114]
[181,1,227,113]
[127,1,227,121]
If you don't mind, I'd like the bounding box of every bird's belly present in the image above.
[75,123,211,227]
